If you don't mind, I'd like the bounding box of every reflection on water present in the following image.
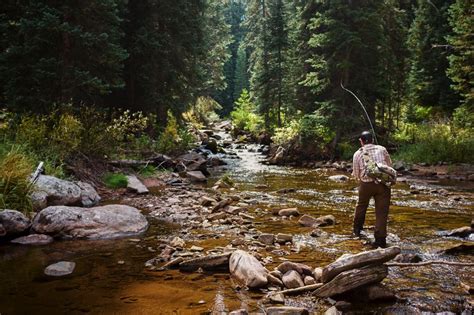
[0,141,473,314]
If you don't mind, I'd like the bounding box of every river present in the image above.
[0,131,473,314]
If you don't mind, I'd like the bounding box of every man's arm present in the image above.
[383,148,392,167]
[352,151,361,180]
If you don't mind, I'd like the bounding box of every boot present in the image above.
[371,237,387,249]
[353,227,362,237]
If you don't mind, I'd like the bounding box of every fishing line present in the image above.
[340,81,379,145]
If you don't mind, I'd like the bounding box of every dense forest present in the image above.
[0,0,472,174]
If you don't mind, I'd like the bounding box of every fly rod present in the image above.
[340,81,378,145]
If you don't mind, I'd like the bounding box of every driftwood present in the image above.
[386,261,474,267]
[321,246,400,283]
[30,161,44,183]
[314,264,388,298]
[278,283,323,296]
[178,252,231,272]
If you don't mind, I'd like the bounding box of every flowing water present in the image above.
[1,133,473,314]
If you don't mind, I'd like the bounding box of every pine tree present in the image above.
[0,0,127,112]
[233,43,249,101]
[407,0,460,112]
[446,0,473,106]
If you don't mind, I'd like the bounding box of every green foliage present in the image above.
[393,117,474,163]
[272,119,300,145]
[0,149,34,213]
[103,173,128,189]
[157,111,196,155]
[231,89,263,136]
[137,165,157,178]
[299,112,335,147]
[446,0,474,105]
[183,96,222,128]
[106,110,149,142]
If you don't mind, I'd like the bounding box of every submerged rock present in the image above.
[44,261,76,276]
[178,252,231,272]
[298,214,336,228]
[31,205,148,239]
[11,234,53,245]
[0,210,31,237]
[278,208,300,217]
[229,250,268,289]
[266,306,309,315]
[328,175,349,182]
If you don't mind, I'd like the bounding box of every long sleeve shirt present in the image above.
[352,144,392,182]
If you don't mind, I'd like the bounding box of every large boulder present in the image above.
[31,205,148,239]
[229,250,268,289]
[126,175,149,195]
[282,270,304,289]
[0,210,31,237]
[31,175,100,210]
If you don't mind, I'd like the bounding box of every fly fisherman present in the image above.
[352,131,394,248]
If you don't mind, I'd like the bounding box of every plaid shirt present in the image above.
[352,144,392,182]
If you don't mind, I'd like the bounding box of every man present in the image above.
[352,131,392,248]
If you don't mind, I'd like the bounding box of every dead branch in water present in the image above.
[387,261,474,267]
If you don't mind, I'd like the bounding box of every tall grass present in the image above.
[0,149,34,213]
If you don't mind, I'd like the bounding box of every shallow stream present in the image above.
[1,134,473,314]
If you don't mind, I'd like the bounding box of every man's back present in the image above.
[352,144,392,182]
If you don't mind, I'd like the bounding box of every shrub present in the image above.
[138,165,157,177]
[272,119,301,145]
[106,110,149,142]
[103,173,128,189]
[231,89,263,136]
[183,96,222,128]
[0,149,34,213]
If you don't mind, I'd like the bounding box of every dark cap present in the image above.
[360,131,373,144]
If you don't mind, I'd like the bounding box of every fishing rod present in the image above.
[340,81,379,145]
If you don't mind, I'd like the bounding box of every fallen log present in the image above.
[321,246,400,283]
[278,283,324,296]
[314,264,388,298]
[178,252,231,272]
[386,261,474,267]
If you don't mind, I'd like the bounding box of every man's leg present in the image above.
[373,184,391,247]
[353,182,372,236]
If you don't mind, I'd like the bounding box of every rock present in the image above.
[282,270,304,289]
[0,210,31,236]
[310,229,322,237]
[440,243,474,255]
[208,212,227,221]
[267,273,284,287]
[446,226,473,238]
[266,307,309,315]
[335,301,352,312]
[229,250,268,289]
[212,199,233,212]
[170,237,185,248]
[278,208,300,217]
[270,270,283,279]
[205,138,218,154]
[31,205,148,239]
[179,252,231,272]
[328,175,349,182]
[325,306,342,315]
[76,182,101,207]
[275,233,293,244]
[298,214,335,227]
[392,161,406,171]
[268,146,286,165]
[32,175,100,210]
[208,156,226,167]
[362,284,397,301]
[277,261,313,276]
[186,171,207,183]
[190,245,204,252]
[126,175,149,194]
[44,261,76,276]
[258,233,275,245]
[313,267,323,282]
[304,276,316,285]
[269,292,285,304]
[200,196,217,207]
[11,234,53,245]
[393,253,422,263]
[229,310,248,315]
[277,188,296,194]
